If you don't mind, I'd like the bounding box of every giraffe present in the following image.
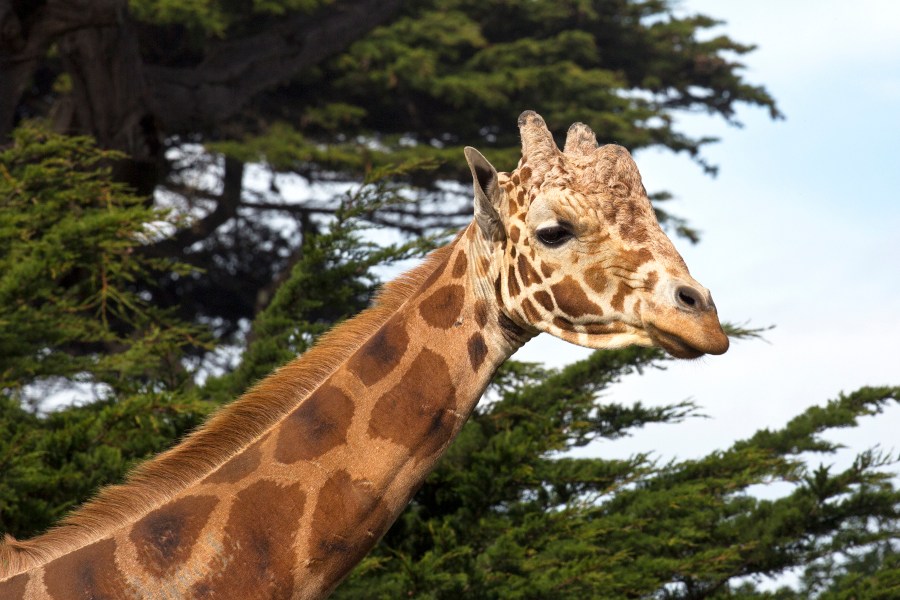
[0,111,728,599]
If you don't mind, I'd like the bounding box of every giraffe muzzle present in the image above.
[644,279,730,358]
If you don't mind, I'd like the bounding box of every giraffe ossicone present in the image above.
[0,111,727,599]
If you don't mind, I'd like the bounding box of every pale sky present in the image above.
[515,0,900,479]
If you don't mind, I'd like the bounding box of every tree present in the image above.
[330,365,900,599]
[0,123,211,536]
[4,2,897,597]
[1,125,898,597]
[1,0,782,349]
[0,124,424,539]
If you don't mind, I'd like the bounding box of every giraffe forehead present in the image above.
[524,187,595,223]
[502,174,654,234]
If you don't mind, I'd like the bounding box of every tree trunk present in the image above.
[1,0,403,147]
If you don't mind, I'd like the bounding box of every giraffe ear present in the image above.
[464,146,505,241]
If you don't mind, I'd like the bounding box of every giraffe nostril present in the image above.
[675,285,706,312]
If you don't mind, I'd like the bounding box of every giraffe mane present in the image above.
[0,240,459,578]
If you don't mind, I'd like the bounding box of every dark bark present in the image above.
[143,156,245,258]
[146,0,403,133]
[0,0,403,147]
[0,0,405,332]
[0,1,121,140]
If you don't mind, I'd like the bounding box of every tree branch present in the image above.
[145,0,403,133]
[1,0,402,147]
[0,0,122,140]
[143,157,245,257]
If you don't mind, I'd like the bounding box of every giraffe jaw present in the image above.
[548,321,654,352]
[644,320,730,359]
[544,312,727,358]
[547,319,726,359]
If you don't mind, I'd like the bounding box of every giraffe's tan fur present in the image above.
[1,112,727,599]
[0,242,457,578]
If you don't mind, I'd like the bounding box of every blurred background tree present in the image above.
[1,1,897,597]
[1,0,780,354]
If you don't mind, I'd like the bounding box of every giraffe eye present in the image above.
[536,225,574,247]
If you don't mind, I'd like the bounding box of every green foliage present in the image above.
[1,5,896,596]
[0,123,204,400]
[204,161,438,401]
[803,544,900,599]
[334,385,900,599]
[129,0,329,36]
[0,391,208,538]
[0,124,218,536]
[285,0,781,171]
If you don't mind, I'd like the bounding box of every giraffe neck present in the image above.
[1,225,529,599]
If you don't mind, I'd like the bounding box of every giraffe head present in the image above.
[464,111,729,358]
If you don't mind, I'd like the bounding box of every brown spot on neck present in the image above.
[348,313,409,386]
[419,284,465,329]
[451,250,468,278]
[43,538,126,599]
[0,572,27,599]
[474,299,489,327]
[203,435,266,485]
[305,471,391,587]
[368,349,458,461]
[419,253,449,291]
[275,385,354,463]
[131,494,219,578]
[194,479,304,598]
[467,333,488,371]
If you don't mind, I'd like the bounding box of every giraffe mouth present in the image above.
[644,323,707,359]
[547,319,653,351]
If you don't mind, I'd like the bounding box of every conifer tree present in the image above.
[1,3,897,597]
[1,123,897,598]
[0,123,209,537]
[1,0,782,347]
[0,125,425,539]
